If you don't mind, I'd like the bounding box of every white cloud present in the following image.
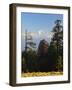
[21,30,54,51]
[22,30,54,40]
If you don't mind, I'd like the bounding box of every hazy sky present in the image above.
[21,12,63,51]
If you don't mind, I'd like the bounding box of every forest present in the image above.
[21,20,63,77]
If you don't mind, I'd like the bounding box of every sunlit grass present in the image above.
[21,71,63,77]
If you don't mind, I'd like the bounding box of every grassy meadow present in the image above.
[21,72,63,77]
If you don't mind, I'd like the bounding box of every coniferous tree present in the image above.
[22,30,37,72]
[50,20,63,71]
[25,30,36,52]
[52,20,63,57]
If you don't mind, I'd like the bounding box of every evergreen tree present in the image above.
[50,20,63,71]
[52,20,63,57]
[22,30,37,72]
[25,30,36,52]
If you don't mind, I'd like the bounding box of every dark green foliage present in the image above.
[26,50,38,72]
[51,19,63,71]
[52,20,63,57]
[48,43,58,71]
[22,50,38,72]
[22,51,27,72]
[56,56,63,71]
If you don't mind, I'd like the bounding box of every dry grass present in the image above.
[21,72,63,77]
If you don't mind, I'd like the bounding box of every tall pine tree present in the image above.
[50,20,63,71]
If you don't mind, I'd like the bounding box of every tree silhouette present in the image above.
[22,30,37,72]
[51,20,63,71]
[52,20,63,57]
[25,30,36,52]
